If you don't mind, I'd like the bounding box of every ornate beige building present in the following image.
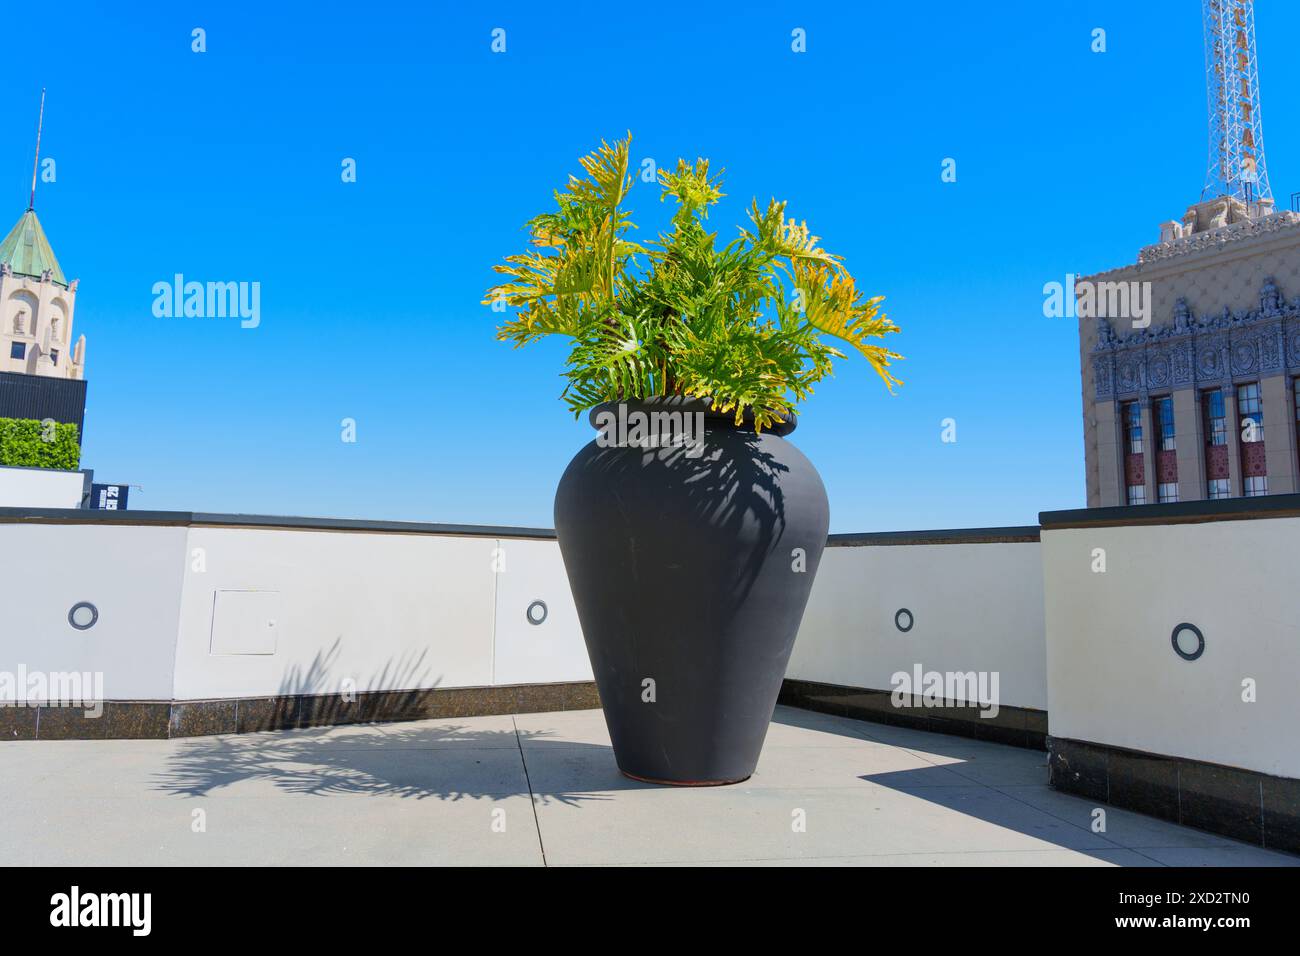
[0,209,86,380]
[1079,203,1300,507]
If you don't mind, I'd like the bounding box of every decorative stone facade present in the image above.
[1079,208,1300,507]
[1092,277,1299,403]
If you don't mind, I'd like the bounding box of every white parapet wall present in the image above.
[1,513,1047,713]
[789,530,1047,712]
[0,512,1045,712]
[0,466,87,509]
[172,526,594,699]
[1041,504,1300,779]
[173,526,499,699]
[0,512,593,705]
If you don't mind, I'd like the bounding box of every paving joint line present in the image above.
[513,715,548,867]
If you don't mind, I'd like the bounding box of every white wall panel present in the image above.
[0,523,185,700]
[789,542,1047,710]
[491,538,591,685]
[1043,519,1300,778]
[171,527,498,700]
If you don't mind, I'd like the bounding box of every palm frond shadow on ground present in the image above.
[152,723,609,805]
[158,647,640,806]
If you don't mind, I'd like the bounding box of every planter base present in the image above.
[620,769,751,787]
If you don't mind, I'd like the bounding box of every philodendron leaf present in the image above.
[485,134,902,422]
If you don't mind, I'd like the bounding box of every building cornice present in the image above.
[1081,212,1300,284]
[1138,210,1300,265]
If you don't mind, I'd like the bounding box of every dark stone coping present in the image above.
[779,678,1047,750]
[0,681,601,740]
[828,526,1039,546]
[1048,736,1300,855]
[0,507,557,540]
[1041,492,1300,531]
[0,507,1042,546]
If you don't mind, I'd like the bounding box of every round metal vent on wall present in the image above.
[526,600,548,626]
[68,602,99,631]
[895,608,914,633]
[1171,622,1204,661]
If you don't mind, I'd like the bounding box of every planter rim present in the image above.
[587,397,797,436]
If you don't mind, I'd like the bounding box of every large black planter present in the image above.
[554,397,829,785]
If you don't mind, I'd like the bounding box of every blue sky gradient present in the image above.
[8,1,1298,530]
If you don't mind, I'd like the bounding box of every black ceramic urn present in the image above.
[554,397,829,784]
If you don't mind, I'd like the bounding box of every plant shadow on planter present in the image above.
[556,404,830,786]
[574,433,793,606]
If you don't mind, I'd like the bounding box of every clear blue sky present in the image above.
[9,1,1298,531]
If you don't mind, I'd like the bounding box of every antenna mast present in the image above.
[29,88,46,211]
[1202,0,1272,205]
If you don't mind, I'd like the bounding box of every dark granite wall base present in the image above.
[0,681,601,741]
[779,678,1047,750]
[1049,736,1300,855]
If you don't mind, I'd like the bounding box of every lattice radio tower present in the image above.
[1202,0,1272,204]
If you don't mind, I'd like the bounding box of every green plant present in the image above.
[484,134,901,430]
[0,418,81,470]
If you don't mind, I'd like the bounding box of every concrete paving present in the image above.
[2,706,1295,866]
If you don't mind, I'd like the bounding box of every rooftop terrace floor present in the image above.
[4,706,1295,866]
